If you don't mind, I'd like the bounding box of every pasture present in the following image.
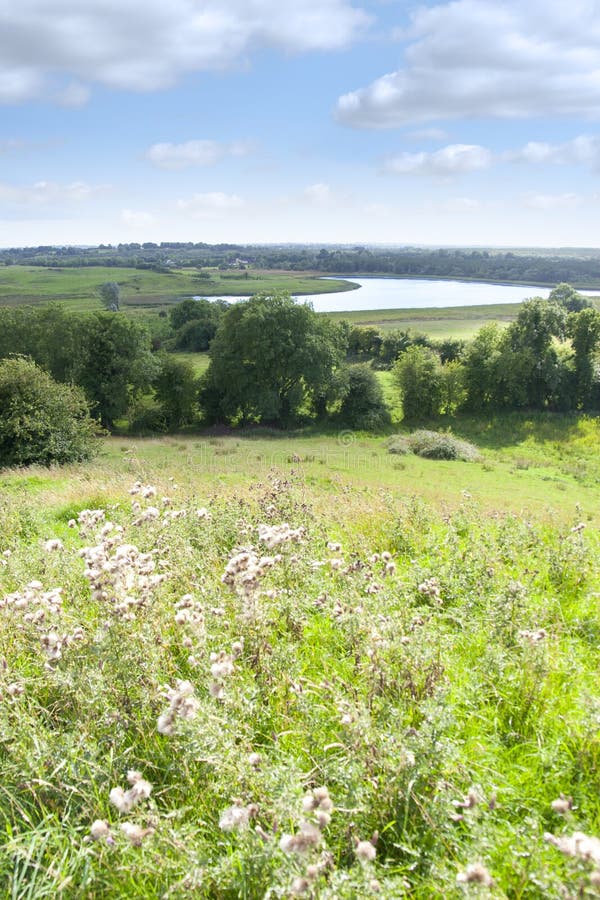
[0,266,355,313]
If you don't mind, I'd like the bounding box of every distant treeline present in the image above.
[3,243,600,287]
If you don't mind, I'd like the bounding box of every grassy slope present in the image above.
[0,419,599,896]
[326,303,524,338]
[0,266,355,312]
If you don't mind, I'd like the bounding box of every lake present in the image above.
[197,277,600,313]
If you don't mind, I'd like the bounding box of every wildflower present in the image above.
[257,522,306,549]
[109,773,152,814]
[356,840,377,863]
[456,863,495,886]
[327,541,342,552]
[248,752,262,768]
[121,822,153,846]
[209,681,224,700]
[90,820,110,841]
[544,831,600,865]
[453,788,480,810]
[551,795,572,814]
[210,651,235,679]
[157,680,200,735]
[518,628,547,644]
[196,507,212,520]
[291,877,310,895]
[418,577,441,602]
[43,539,63,552]
[279,822,322,854]
[6,682,24,698]
[219,799,254,832]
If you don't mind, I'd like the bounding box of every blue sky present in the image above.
[2,0,600,247]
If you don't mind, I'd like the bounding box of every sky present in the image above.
[2,0,600,248]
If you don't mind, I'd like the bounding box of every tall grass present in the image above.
[0,452,599,896]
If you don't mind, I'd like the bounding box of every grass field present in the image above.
[1,415,599,896]
[326,302,527,338]
[0,266,355,312]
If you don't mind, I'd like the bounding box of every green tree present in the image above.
[153,355,199,429]
[393,345,443,420]
[0,356,98,467]
[338,364,391,430]
[568,307,600,408]
[462,323,503,410]
[440,360,466,414]
[98,281,121,311]
[549,283,592,313]
[72,313,157,428]
[200,292,345,426]
[500,298,566,408]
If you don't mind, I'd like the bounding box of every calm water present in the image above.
[197,277,600,312]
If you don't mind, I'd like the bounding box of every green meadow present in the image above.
[326,302,523,339]
[1,415,599,896]
[0,266,355,312]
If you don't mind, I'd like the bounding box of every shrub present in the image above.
[0,356,98,467]
[338,364,391,430]
[388,429,480,461]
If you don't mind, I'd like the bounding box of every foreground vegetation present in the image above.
[0,424,599,897]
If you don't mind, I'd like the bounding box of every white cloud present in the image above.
[146,139,253,170]
[0,0,370,104]
[384,144,493,176]
[121,209,157,227]
[0,180,103,205]
[509,135,600,169]
[176,191,244,215]
[523,192,582,210]
[337,0,600,127]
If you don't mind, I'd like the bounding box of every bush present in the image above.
[388,429,480,461]
[338,364,391,430]
[0,356,98,467]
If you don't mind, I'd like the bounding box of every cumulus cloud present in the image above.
[0,180,102,205]
[336,0,600,127]
[384,144,493,176]
[146,139,253,170]
[176,192,244,215]
[0,0,369,104]
[510,135,600,169]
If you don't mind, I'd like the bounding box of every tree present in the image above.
[462,323,504,411]
[549,283,592,313]
[98,281,121,311]
[499,298,566,408]
[568,307,600,408]
[200,292,345,426]
[0,357,98,467]
[338,364,391,430]
[72,313,157,428]
[153,355,199,429]
[393,345,443,420]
